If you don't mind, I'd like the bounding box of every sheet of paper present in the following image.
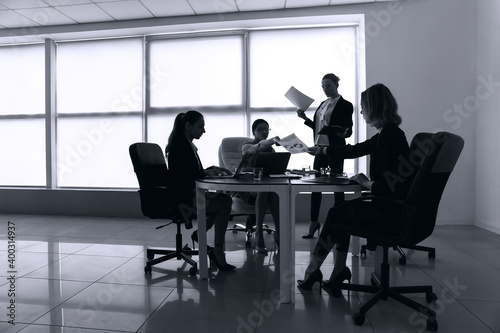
[274,133,309,154]
[284,86,314,110]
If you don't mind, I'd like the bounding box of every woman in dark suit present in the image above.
[297,73,354,239]
[166,110,235,271]
[297,83,414,292]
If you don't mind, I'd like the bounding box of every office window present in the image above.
[147,34,245,167]
[248,27,357,171]
[0,44,46,186]
[56,38,143,187]
[149,35,243,108]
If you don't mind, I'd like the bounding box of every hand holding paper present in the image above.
[285,86,314,111]
[274,133,308,154]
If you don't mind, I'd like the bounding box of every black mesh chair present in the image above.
[333,132,464,331]
[129,142,198,275]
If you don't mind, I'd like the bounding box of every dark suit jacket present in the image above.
[166,136,206,205]
[327,123,411,200]
[304,96,354,147]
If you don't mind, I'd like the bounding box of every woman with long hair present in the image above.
[166,110,235,271]
[297,83,414,292]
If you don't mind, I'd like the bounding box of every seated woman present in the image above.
[297,83,414,292]
[241,119,280,254]
[166,110,236,271]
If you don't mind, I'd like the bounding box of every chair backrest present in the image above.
[399,132,464,245]
[218,137,253,171]
[129,142,180,220]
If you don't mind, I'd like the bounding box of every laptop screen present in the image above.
[253,152,291,175]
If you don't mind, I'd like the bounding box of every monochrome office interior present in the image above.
[1,0,499,332]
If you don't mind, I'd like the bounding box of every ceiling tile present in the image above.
[140,0,195,17]
[56,3,114,23]
[188,0,238,15]
[43,0,92,5]
[16,7,76,26]
[286,0,330,8]
[330,0,375,4]
[0,0,49,10]
[97,0,153,20]
[236,0,285,11]
[0,9,38,28]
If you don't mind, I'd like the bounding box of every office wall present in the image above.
[475,0,500,234]
[0,0,479,227]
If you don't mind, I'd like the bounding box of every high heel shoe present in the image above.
[322,267,352,297]
[297,269,323,292]
[302,221,321,239]
[208,248,236,271]
[191,230,198,249]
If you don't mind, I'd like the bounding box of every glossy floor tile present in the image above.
[0,214,499,333]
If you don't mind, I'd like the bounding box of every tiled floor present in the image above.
[0,214,499,333]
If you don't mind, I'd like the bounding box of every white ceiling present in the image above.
[0,0,391,30]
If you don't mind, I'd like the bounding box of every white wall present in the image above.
[0,0,480,228]
[475,0,500,234]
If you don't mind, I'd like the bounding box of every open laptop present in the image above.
[253,152,292,176]
[206,152,252,179]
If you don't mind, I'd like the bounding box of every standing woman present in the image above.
[297,73,353,238]
[298,83,414,292]
[166,110,235,271]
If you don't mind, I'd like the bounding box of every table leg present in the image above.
[196,187,208,279]
[278,188,293,304]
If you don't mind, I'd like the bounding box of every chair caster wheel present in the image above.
[399,257,406,265]
[426,292,438,303]
[144,265,152,274]
[428,252,436,260]
[147,252,154,260]
[427,319,438,331]
[352,313,365,326]
[189,266,197,275]
[266,230,273,234]
[232,230,237,234]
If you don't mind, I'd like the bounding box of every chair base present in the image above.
[361,243,436,266]
[339,246,438,331]
[144,223,199,276]
[227,215,274,248]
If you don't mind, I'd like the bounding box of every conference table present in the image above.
[195,174,364,304]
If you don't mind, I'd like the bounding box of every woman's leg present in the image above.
[255,192,269,250]
[304,154,329,238]
[205,192,233,267]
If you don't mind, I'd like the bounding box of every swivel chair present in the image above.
[332,132,464,331]
[360,133,439,265]
[129,142,198,275]
[218,137,274,248]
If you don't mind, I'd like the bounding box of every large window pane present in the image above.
[0,44,45,115]
[57,38,143,113]
[57,116,142,188]
[149,36,243,107]
[148,112,246,168]
[249,27,357,109]
[0,119,45,186]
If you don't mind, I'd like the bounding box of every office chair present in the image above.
[360,132,439,265]
[129,142,199,275]
[332,132,464,331]
[218,137,274,248]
